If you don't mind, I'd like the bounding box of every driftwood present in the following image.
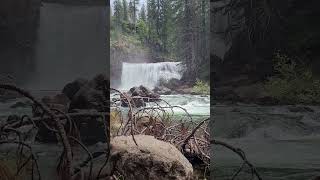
[0,83,210,179]
[0,83,261,180]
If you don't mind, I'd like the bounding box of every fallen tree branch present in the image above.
[210,139,262,180]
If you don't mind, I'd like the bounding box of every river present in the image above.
[212,103,320,180]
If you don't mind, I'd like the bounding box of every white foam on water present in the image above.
[119,62,183,90]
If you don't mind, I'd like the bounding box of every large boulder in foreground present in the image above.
[110,135,193,180]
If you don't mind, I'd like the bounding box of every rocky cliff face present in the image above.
[0,0,41,84]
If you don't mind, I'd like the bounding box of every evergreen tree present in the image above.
[122,0,128,22]
[113,0,123,29]
[140,4,146,22]
[128,1,134,22]
[147,0,157,42]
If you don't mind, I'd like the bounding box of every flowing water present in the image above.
[1,3,108,179]
[115,61,209,119]
[119,62,183,90]
[212,104,320,180]
[24,3,108,90]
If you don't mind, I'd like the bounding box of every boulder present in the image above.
[121,86,160,108]
[110,135,193,180]
[63,75,109,111]
[129,85,160,99]
[62,78,89,100]
[69,85,107,112]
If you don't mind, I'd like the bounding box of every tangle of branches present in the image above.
[0,84,211,179]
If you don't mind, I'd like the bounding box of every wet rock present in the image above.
[121,86,160,107]
[129,85,160,100]
[69,85,107,112]
[64,74,108,112]
[110,135,193,180]
[62,78,89,100]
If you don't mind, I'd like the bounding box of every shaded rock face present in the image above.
[110,135,193,180]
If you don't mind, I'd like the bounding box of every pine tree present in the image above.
[147,0,157,42]
[128,1,134,22]
[113,0,123,29]
[140,4,146,22]
[122,0,128,22]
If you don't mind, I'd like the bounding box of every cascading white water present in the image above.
[120,62,183,90]
[25,3,108,90]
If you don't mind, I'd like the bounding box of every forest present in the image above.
[1,0,320,179]
[211,1,320,180]
[212,0,320,105]
[111,0,210,85]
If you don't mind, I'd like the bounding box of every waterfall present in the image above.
[120,62,183,90]
[25,3,108,90]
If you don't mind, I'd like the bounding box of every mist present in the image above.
[24,3,108,90]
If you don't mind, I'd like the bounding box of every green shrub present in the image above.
[192,79,210,95]
[264,52,320,104]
